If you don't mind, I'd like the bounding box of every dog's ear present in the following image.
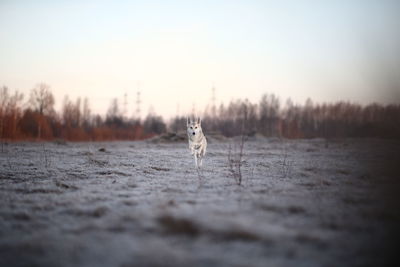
[198,117,201,125]
[187,117,190,126]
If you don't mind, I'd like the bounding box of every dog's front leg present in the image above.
[194,153,198,168]
[189,144,195,155]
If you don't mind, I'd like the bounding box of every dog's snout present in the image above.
[192,132,195,135]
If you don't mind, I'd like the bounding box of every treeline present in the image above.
[1,84,399,141]
[0,84,165,141]
[172,94,400,139]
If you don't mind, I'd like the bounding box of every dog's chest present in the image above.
[189,135,205,150]
[193,143,202,150]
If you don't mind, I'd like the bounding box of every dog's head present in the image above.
[187,117,203,137]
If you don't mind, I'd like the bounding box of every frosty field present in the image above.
[0,138,399,267]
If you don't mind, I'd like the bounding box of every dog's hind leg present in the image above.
[198,155,203,168]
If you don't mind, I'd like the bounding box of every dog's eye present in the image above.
[195,127,197,129]
[190,127,193,129]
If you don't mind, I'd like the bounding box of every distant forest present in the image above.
[1,83,399,141]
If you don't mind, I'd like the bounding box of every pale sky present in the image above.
[1,0,399,119]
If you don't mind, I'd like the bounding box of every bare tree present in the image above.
[7,90,24,138]
[75,97,81,127]
[143,114,166,135]
[29,83,55,115]
[228,102,248,185]
[0,86,9,150]
[106,98,123,126]
[62,96,81,128]
[169,116,186,133]
[0,87,24,143]
[259,93,280,136]
[82,97,91,129]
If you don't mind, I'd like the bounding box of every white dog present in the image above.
[187,117,207,168]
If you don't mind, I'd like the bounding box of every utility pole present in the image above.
[123,92,128,118]
[135,90,141,121]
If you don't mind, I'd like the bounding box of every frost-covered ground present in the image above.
[0,138,399,267]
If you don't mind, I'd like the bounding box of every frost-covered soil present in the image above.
[0,138,399,267]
